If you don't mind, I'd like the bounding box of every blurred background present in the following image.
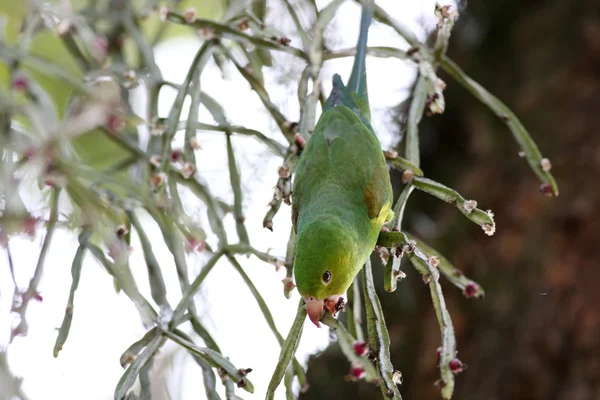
[2,0,599,400]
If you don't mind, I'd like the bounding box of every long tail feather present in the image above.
[347,0,375,104]
[323,0,375,124]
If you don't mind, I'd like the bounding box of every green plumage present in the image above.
[292,1,393,304]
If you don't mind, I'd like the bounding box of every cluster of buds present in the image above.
[376,245,390,264]
[274,175,292,205]
[426,78,447,115]
[269,36,291,46]
[481,211,496,236]
[434,3,458,28]
[462,199,478,214]
[428,255,440,268]
[167,149,196,179]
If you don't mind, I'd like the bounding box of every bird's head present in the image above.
[293,221,359,327]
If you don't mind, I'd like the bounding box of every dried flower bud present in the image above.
[482,222,495,236]
[105,113,125,133]
[116,225,129,237]
[384,149,398,159]
[402,169,415,184]
[393,269,406,280]
[434,77,447,92]
[392,370,403,385]
[263,220,273,231]
[353,341,369,356]
[540,158,552,172]
[403,240,416,254]
[435,3,457,20]
[449,358,466,373]
[160,7,169,21]
[426,92,445,114]
[282,277,295,291]
[189,137,202,150]
[238,19,249,30]
[184,7,197,23]
[199,27,214,40]
[278,165,290,179]
[279,37,291,46]
[377,246,390,264]
[150,172,167,187]
[236,378,247,388]
[149,155,161,167]
[428,255,440,268]
[394,246,403,258]
[180,162,196,179]
[422,274,432,284]
[463,282,479,298]
[238,368,253,376]
[462,199,477,214]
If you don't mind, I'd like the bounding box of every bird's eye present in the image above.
[322,270,332,284]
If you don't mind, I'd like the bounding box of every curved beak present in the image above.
[305,297,324,327]
[305,295,346,328]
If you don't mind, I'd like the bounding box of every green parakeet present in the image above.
[292,1,394,327]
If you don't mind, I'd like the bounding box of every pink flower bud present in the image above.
[353,341,369,356]
[463,282,479,298]
[449,358,466,373]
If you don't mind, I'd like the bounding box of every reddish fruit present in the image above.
[350,366,365,380]
[463,283,478,298]
[12,75,28,91]
[353,341,369,356]
[449,358,465,373]
[540,183,554,197]
[171,150,182,162]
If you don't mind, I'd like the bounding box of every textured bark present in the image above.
[301,0,600,399]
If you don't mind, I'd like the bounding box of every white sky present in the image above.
[0,0,456,399]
